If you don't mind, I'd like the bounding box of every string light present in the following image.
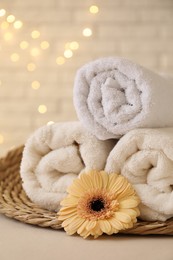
[30,47,40,57]
[0,134,4,144]
[64,49,73,58]
[40,41,49,49]
[89,5,99,14]
[0,9,6,17]
[13,20,23,29]
[27,63,36,71]
[4,32,13,41]
[1,6,97,72]
[38,105,47,114]
[31,30,40,39]
[56,56,65,65]
[20,41,29,49]
[0,6,100,153]
[1,21,9,29]
[83,28,92,37]
[10,53,20,62]
[47,121,54,125]
[31,81,40,90]
[7,15,15,23]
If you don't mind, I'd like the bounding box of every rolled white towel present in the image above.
[73,57,173,140]
[20,122,115,211]
[105,128,173,221]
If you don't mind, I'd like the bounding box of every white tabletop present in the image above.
[0,214,172,260]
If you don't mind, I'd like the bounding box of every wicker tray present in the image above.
[0,146,173,235]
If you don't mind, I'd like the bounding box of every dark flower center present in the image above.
[90,199,105,212]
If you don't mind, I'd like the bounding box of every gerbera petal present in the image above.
[107,227,116,235]
[94,171,103,189]
[80,172,94,189]
[109,217,124,230]
[76,171,98,191]
[119,198,139,208]
[99,219,112,234]
[68,217,86,231]
[92,223,103,237]
[111,228,119,234]
[94,234,100,239]
[116,175,135,196]
[70,178,89,192]
[133,207,140,217]
[83,233,92,239]
[77,220,90,234]
[115,212,132,224]
[65,227,77,236]
[85,220,97,231]
[62,215,78,227]
[100,171,109,189]
[60,196,79,207]
[59,206,77,215]
[132,218,137,224]
[123,222,134,229]
[116,183,136,199]
[79,228,91,239]
[67,182,85,197]
[58,211,77,221]
[110,199,119,210]
[119,208,138,219]
[108,173,119,190]
[65,218,87,236]
[109,177,130,198]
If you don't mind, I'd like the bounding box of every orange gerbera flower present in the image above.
[58,170,140,239]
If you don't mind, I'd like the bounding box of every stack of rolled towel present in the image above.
[20,57,173,222]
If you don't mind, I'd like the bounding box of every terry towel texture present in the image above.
[20,122,114,211]
[73,57,173,140]
[105,128,173,221]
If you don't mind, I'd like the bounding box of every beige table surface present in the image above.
[0,214,173,260]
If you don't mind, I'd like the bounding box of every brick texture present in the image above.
[0,0,173,155]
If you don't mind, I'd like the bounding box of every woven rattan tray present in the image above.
[0,145,173,235]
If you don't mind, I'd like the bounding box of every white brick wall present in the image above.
[0,0,173,156]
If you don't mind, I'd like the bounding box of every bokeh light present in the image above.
[56,56,65,65]
[13,20,23,29]
[31,81,40,90]
[38,105,47,114]
[89,5,99,14]
[69,41,79,50]
[64,49,73,58]
[31,30,40,39]
[0,9,6,17]
[30,48,40,57]
[40,41,50,50]
[20,41,29,49]
[7,15,15,23]
[10,53,20,62]
[82,28,92,37]
[27,63,36,71]
[47,121,54,125]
